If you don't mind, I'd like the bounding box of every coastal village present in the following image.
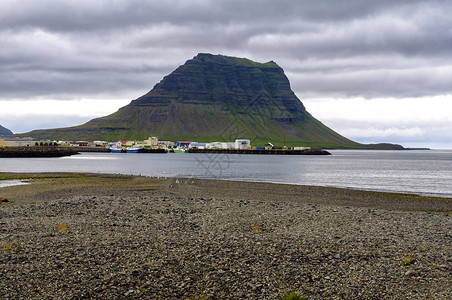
[0,136,313,154]
[107,137,254,153]
[0,136,252,152]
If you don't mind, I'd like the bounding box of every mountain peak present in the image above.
[136,52,295,108]
[192,53,279,68]
[18,53,360,147]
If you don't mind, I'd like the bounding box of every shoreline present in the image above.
[1,171,452,206]
[1,173,451,298]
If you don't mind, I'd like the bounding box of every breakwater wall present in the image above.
[69,147,109,152]
[188,148,331,155]
[0,147,78,158]
[143,148,168,153]
[108,148,168,153]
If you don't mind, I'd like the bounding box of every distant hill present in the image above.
[19,53,402,149]
[0,124,13,136]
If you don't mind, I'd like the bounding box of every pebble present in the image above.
[0,177,451,299]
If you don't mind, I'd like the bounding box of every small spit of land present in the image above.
[188,148,330,155]
[0,147,79,158]
[0,173,451,299]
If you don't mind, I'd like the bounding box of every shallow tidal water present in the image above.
[0,149,451,198]
[0,179,29,188]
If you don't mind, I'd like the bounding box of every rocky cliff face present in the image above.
[21,53,360,147]
[132,54,308,123]
[0,125,13,136]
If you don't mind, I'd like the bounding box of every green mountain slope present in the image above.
[0,124,13,136]
[20,53,399,148]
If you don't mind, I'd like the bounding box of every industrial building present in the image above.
[0,137,35,147]
[203,139,251,150]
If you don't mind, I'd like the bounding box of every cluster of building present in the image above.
[174,139,251,150]
[1,135,314,153]
[0,136,253,150]
[0,137,93,147]
[106,137,170,150]
[107,138,253,151]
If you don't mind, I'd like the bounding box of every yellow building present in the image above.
[144,137,159,147]
[0,138,35,147]
[125,140,136,147]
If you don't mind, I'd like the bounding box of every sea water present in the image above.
[0,180,29,188]
[0,150,451,197]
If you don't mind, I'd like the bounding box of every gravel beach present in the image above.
[1,173,451,299]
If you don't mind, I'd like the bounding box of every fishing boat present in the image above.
[126,145,144,153]
[109,142,124,153]
[170,147,188,153]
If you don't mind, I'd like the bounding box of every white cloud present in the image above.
[0,99,130,133]
[343,127,425,138]
[303,96,452,122]
[302,96,452,148]
[0,99,130,116]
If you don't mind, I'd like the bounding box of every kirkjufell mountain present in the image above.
[0,124,13,136]
[20,53,401,148]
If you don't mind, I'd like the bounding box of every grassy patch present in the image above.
[401,254,416,266]
[0,173,87,181]
[0,173,163,201]
[281,291,308,300]
[31,175,163,190]
[1,241,20,252]
[0,173,160,189]
[359,189,451,203]
[251,224,262,234]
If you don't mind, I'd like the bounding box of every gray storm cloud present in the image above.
[1,0,451,147]
[1,0,451,99]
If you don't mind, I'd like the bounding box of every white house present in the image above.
[234,139,251,150]
[206,142,223,149]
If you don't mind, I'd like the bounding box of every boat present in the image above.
[126,145,144,153]
[109,142,124,153]
[170,147,188,153]
[109,147,123,153]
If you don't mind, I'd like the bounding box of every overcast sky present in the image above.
[1,0,452,148]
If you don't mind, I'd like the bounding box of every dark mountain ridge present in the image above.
[19,54,402,149]
[0,124,13,136]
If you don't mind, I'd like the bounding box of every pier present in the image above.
[188,148,331,155]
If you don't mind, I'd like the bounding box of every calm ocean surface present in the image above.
[1,150,451,198]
